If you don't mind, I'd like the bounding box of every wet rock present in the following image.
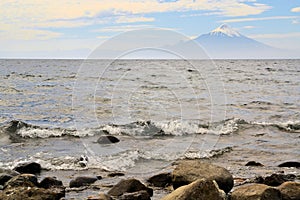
[278,181,300,200]
[0,173,13,186]
[4,174,38,188]
[147,172,172,187]
[161,179,226,200]
[13,162,41,174]
[278,162,300,168]
[87,193,112,200]
[245,161,264,167]
[97,135,120,144]
[263,174,295,186]
[39,177,63,189]
[231,184,281,200]
[0,186,65,200]
[108,178,153,197]
[119,190,151,200]
[107,172,125,177]
[69,176,98,188]
[172,160,233,193]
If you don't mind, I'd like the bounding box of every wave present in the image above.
[0,118,299,141]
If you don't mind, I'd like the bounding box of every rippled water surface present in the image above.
[0,59,299,198]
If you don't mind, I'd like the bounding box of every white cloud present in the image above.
[291,7,300,12]
[242,25,256,29]
[116,16,155,24]
[249,32,300,39]
[220,16,299,23]
[93,25,154,33]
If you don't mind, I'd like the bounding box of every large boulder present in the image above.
[231,184,281,200]
[0,186,65,200]
[147,172,172,187]
[263,174,295,186]
[108,178,153,197]
[13,162,41,174]
[69,176,98,188]
[278,162,300,168]
[161,179,226,200]
[4,174,38,188]
[278,181,300,200]
[172,160,233,193]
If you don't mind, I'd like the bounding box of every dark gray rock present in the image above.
[172,160,233,193]
[0,173,13,186]
[39,177,63,189]
[245,161,264,166]
[278,162,300,168]
[13,162,41,174]
[108,178,153,197]
[231,184,282,200]
[263,174,295,186]
[161,179,226,200]
[97,135,120,144]
[107,172,125,177]
[69,176,98,188]
[147,172,172,187]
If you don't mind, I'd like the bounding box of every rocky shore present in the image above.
[0,160,299,200]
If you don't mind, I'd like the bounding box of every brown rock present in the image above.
[231,184,281,200]
[4,174,38,189]
[108,178,153,197]
[161,178,226,200]
[245,161,264,167]
[120,190,151,200]
[172,160,233,193]
[0,186,65,200]
[278,181,300,200]
[87,193,112,200]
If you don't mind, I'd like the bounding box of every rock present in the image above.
[4,174,38,188]
[120,190,151,200]
[263,174,295,186]
[97,135,120,144]
[69,176,98,188]
[0,186,65,200]
[0,173,13,186]
[278,162,300,168]
[161,179,226,200]
[278,181,300,200]
[87,193,112,200]
[147,172,172,187]
[13,162,41,174]
[107,172,125,177]
[172,160,233,193]
[39,177,63,189]
[108,178,153,197]
[245,161,264,167]
[231,184,282,200]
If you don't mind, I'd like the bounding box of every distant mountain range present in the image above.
[191,24,296,59]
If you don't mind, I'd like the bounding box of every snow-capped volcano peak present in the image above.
[210,24,241,37]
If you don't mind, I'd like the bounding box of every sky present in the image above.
[0,0,299,58]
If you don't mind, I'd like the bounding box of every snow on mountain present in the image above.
[209,24,241,37]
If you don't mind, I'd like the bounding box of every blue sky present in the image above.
[0,0,299,58]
